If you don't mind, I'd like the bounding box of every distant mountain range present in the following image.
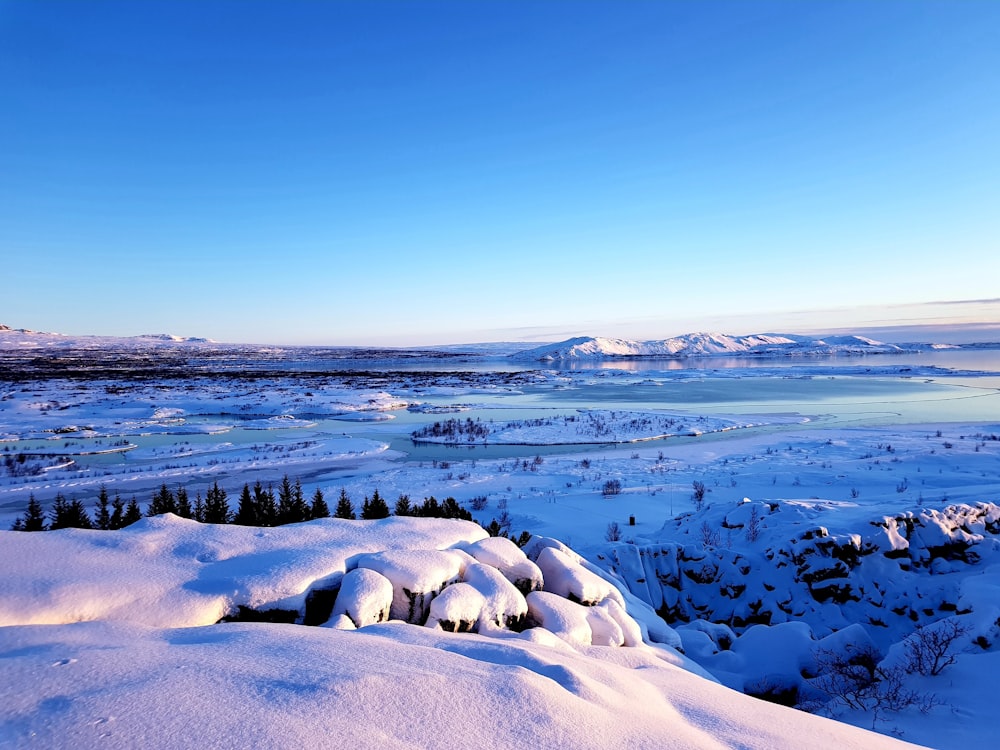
[511,332,959,361]
[0,325,215,348]
[0,324,983,360]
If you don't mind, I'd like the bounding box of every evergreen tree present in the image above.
[93,486,112,530]
[334,488,356,520]
[193,493,206,523]
[441,497,472,521]
[393,494,412,517]
[233,483,259,526]
[310,487,330,519]
[147,484,177,517]
[175,487,193,519]
[122,497,143,527]
[109,493,125,530]
[203,482,231,524]
[254,482,277,526]
[67,498,93,529]
[22,494,47,531]
[50,494,93,529]
[291,478,309,523]
[11,494,47,531]
[277,475,295,524]
[48,493,71,530]
[416,496,441,518]
[361,489,390,520]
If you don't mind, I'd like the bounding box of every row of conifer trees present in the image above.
[10,476,474,532]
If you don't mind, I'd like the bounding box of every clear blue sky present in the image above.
[2,1,998,345]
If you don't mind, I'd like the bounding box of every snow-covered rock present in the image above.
[462,562,529,631]
[526,590,594,648]
[535,546,625,607]
[427,582,487,632]
[354,549,472,624]
[331,568,393,628]
[461,536,543,593]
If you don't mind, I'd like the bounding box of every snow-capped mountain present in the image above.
[512,332,940,361]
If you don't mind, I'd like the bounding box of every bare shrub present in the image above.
[469,495,489,511]
[692,480,706,508]
[811,644,941,728]
[745,504,762,543]
[602,479,622,497]
[905,620,968,676]
[699,520,721,548]
[605,522,622,542]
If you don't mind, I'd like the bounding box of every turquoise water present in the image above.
[7,358,1000,470]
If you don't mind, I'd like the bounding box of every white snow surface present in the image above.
[0,516,920,750]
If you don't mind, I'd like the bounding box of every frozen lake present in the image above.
[3,345,1000,517]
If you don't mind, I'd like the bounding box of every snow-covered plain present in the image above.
[4,328,1000,748]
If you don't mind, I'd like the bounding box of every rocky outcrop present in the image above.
[598,502,1000,642]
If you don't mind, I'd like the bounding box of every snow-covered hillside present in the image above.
[512,332,945,360]
[0,516,917,750]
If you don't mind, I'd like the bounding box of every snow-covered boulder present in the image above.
[355,549,471,623]
[462,562,529,631]
[331,568,393,628]
[461,536,543,594]
[535,546,625,607]
[526,590,594,648]
[586,604,624,646]
[427,582,487,632]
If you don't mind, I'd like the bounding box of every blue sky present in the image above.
[2,1,998,345]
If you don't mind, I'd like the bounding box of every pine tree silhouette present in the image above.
[93,486,112,530]
[11,494,47,531]
[254,482,277,526]
[291,479,309,523]
[277,475,295,524]
[334,488,356,520]
[310,487,330,519]
[203,482,231,524]
[110,493,125,529]
[393,494,413,516]
[361,489,390,519]
[234,483,259,526]
[175,487,193,519]
[147,484,177,516]
[122,498,143,526]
